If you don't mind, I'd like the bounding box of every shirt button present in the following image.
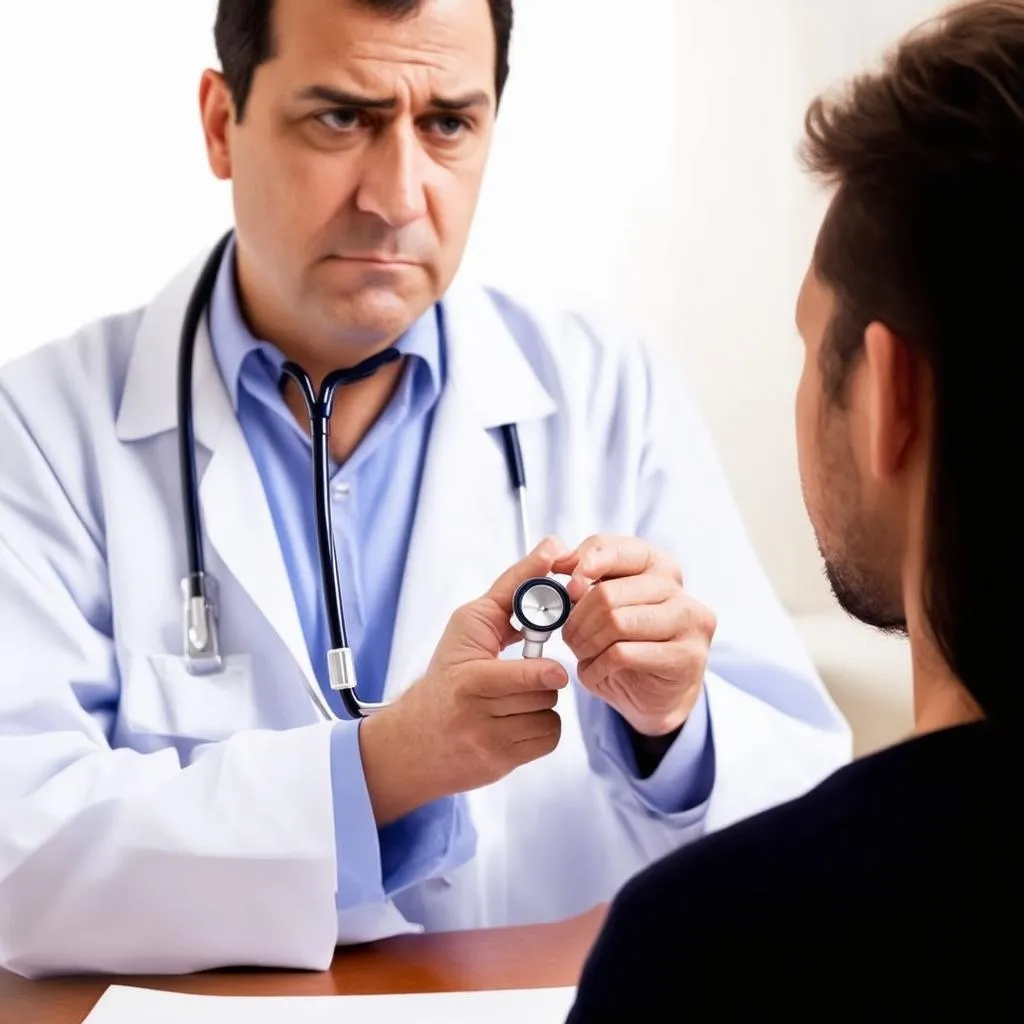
[332,481,351,499]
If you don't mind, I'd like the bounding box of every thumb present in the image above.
[441,538,567,661]
[484,536,567,613]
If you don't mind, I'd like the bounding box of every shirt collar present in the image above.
[208,234,444,411]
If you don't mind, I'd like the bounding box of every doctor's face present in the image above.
[794,265,906,632]
[201,0,497,359]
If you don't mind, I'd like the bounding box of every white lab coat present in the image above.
[0,244,851,978]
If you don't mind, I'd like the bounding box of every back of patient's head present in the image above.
[800,0,1024,727]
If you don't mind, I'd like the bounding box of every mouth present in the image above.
[329,254,419,267]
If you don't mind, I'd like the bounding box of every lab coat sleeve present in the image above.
[0,503,471,975]
[330,723,476,908]
[0,522,344,979]
[585,686,715,820]
[0,367,355,980]
[574,333,851,859]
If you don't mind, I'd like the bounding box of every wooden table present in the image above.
[0,905,606,1024]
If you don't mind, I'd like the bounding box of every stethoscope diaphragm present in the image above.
[511,576,572,657]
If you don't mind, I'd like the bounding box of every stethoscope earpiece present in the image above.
[510,576,572,658]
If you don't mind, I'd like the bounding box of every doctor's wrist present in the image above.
[358,708,442,828]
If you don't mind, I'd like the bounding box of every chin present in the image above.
[822,556,907,636]
[319,286,430,347]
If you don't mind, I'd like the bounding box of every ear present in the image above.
[862,321,918,480]
[199,69,234,181]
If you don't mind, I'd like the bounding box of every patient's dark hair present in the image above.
[800,0,1024,725]
[214,0,513,121]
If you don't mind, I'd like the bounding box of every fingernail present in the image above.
[536,536,561,557]
[545,666,567,686]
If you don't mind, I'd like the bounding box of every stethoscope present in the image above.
[177,230,572,720]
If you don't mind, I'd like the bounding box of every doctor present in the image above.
[0,0,850,978]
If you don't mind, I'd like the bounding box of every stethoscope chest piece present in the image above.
[510,577,572,658]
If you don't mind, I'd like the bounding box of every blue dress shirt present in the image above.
[207,240,714,911]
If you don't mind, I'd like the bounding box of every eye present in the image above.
[317,108,362,132]
[424,114,470,139]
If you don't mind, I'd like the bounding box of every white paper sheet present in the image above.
[81,983,577,1023]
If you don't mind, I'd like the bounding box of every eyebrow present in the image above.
[295,85,491,111]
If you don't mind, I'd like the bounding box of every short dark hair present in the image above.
[800,0,1024,726]
[214,0,513,121]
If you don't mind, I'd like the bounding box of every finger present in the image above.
[500,708,562,750]
[562,574,681,651]
[576,640,708,692]
[459,537,568,650]
[462,657,569,700]
[550,534,651,581]
[483,535,567,613]
[548,548,581,576]
[552,535,680,598]
[487,687,560,717]
[511,719,562,765]
[564,595,686,665]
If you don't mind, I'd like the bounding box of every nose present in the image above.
[355,126,429,229]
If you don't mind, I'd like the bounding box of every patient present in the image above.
[565,1,1023,1019]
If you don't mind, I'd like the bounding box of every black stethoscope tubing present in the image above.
[176,230,530,719]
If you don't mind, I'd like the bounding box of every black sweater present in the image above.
[566,722,1021,1022]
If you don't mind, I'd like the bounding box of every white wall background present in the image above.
[0,0,944,618]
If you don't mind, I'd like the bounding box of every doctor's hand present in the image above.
[551,535,716,739]
[358,538,570,827]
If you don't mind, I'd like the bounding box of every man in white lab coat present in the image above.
[0,0,850,978]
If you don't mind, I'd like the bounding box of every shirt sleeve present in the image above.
[329,721,476,908]
[597,682,716,820]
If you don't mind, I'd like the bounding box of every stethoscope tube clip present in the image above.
[181,573,223,675]
[327,647,388,715]
[327,648,357,692]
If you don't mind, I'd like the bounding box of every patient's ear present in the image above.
[863,322,918,481]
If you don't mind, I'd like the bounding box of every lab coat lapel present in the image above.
[192,331,321,702]
[199,420,319,700]
[116,247,319,699]
[382,277,558,701]
[382,379,513,700]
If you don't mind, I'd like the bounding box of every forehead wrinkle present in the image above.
[344,42,486,79]
[347,51,462,79]
[323,51,488,107]
[346,30,467,57]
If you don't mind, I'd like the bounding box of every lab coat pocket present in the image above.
[121,652,259,743]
